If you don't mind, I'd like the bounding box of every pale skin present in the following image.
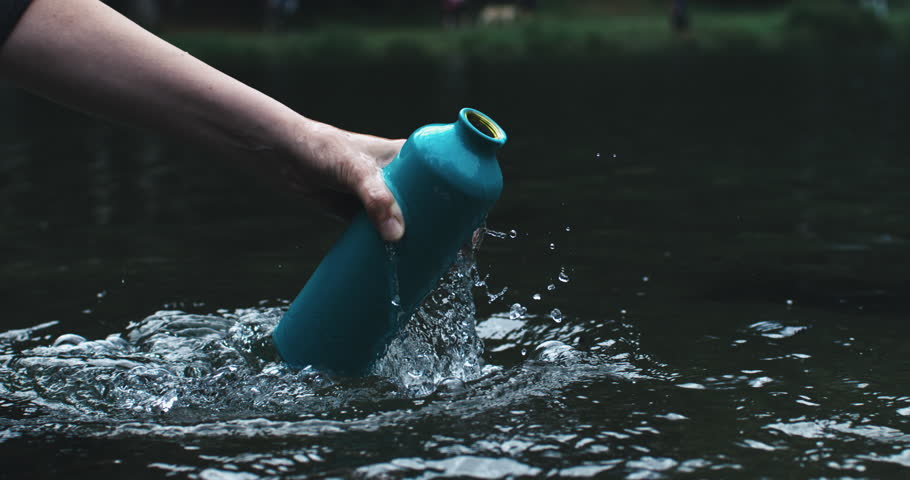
[0,0,406,241]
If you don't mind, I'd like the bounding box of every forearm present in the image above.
[0,0,407,241]
[0,0,305,167]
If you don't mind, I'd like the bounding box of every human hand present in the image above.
[266,119,406,242]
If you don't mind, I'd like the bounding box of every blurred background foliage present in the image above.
[97,0,910,63]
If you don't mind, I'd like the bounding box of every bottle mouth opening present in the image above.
[460,108,506,144]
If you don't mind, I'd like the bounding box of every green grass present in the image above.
[163,6,910,64]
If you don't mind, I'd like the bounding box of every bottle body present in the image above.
[273,108,507,375]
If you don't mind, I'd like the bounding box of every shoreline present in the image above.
[162,7,910,64]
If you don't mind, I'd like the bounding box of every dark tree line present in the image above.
[103,0,891,30]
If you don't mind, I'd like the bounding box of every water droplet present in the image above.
[549,242,556,250]
[484,229,508,239]
[547,284,556,291]
[508,229,517,239]
[520,348,527,356]
[595,152,601,159]
[565,226,571,232]
[509,303,527,320]
[532,293,541,301]
[550,308,564,323]
[486,286,508,303]
[558,268,570,283]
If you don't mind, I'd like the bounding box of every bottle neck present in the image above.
[454,108,507,157]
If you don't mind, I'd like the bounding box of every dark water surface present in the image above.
[2,50,910,479]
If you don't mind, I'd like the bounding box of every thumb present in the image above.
[356,168,405,242]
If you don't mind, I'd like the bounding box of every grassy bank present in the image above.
[164,5,910,64]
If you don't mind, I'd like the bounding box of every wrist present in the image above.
[279,113,348,169]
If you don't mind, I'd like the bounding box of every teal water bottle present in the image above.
[273,108,507,375]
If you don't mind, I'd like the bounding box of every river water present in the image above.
[2,49,910,478]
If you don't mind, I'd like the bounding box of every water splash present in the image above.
[0,307,339,422]
[0,216,688,480]
[1,240,499,420]
[0,278,676,480]
[372,237,487,396]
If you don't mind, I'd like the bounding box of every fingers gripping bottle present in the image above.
[273,108,507,375]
